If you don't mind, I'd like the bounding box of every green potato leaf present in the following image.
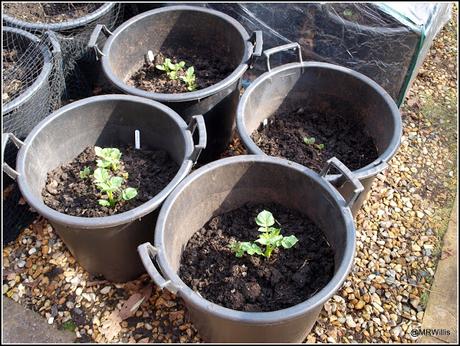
[255,210,275,228]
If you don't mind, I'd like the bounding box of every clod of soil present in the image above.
[179,202,335,312]
[127,48,234,93]
[3,3,102,24]
[251,106,379,172]
[42,146,179,217]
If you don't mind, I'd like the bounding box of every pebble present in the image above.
[412,244,421,252]
[355,300,366,310]
[100,286,111,295]
[346,316,356,328]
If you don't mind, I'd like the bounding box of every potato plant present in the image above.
[230,210,299,259]
[156,58,186,80]
[303,136,325,150]
[80,147,138,208]
[154,54,197,91]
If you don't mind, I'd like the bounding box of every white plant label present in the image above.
[135,130,140,149]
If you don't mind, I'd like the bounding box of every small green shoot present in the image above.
[230,242,263,257]
[95,147,121,171]
[230,210,299,259]
[316,143,325,150]
[156,58,186,80]
[79,166,91,179]
[303,137,325,150]
[303,136,316,145]
[180,66,197,91]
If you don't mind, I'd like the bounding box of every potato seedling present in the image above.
[180,66,197,91]
[93,168,137,207]
[80,147,138,208]
[95,147,121,171]
[156,58,186,80]
[303,137,325,150]
[154,54,198,91]
[230,210,299,259]
[79,166,91,179]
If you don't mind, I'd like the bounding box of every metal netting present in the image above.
[2,25,66,245]
[204,2,452,105]
[2,2,124,76]
[2,26,65,148]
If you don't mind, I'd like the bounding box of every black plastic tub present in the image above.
[2,95,206,282]
[138,155,360,342]
[89,5,262,162]
[236,45,402,216]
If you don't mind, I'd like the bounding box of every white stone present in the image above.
[100,286,111,295]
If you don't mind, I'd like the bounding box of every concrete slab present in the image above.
[2,297,76,343]
[419,197,458,343]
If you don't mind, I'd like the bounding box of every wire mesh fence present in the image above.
[2,27,64,152]
[2,25,66,244]
[3,2,124,76]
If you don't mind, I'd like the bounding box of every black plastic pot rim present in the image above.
[101,5,253,103]
[2,27,53,115]
[2,3,115,31]
[153,155,356,324]
[236,61,403,183]
[15,94,195,229]
[324,4,410,35]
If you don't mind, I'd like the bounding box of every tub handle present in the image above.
[2,133,24,180]
[248,31,263,68]
[87,24,113,59]
[320,157,364,209]
[264,42,303,72]
[187,115,207,164]
[138,242,179,294]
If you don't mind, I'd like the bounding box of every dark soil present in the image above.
[127,48,234,93]
[179,202,335,312]
[4,3,102,24]
[42,146,178,217]
[2,48,24,101]
[329,3,401,27]
[251,106,379,173]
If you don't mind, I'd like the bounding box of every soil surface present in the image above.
[42,146,178,217]
[3,3,102,24]
[251,106,379,172]
[179,202,335,312]
[127,48,234,93]
[2,48,24,101]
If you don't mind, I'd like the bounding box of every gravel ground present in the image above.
[2,6,457,343]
